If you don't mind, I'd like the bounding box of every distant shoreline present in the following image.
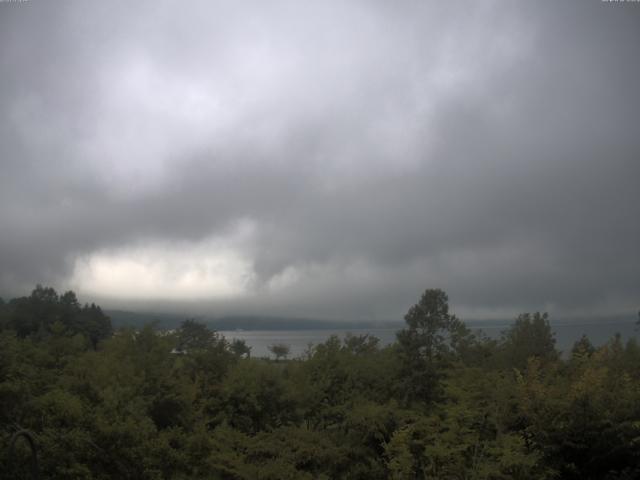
[106,309,638,331]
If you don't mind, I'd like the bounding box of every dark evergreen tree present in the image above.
[396,288,457,404]
[501,312,557,369]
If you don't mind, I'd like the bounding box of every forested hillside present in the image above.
[1,287,639,479]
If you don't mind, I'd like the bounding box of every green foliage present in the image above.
[176,319,222,353]
[2,285,112,348]
[396,288,470,404]
[501,312,558,370]
[268,343,290,361]
[217,360,296,434]
[0,286,639,479]
[230,339,251,358]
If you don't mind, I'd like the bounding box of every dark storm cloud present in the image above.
[1,0,638,318]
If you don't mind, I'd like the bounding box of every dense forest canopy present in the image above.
[1,286,639,479]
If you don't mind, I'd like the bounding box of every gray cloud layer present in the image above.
[1,0,639,319]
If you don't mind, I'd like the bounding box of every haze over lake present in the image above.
[221,319,639,358]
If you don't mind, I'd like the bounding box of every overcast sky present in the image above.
[1,0,638,320]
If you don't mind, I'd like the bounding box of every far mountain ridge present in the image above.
[105,309,637,331]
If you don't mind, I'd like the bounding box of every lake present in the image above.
[220,320,639,359]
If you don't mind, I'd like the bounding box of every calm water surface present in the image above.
[220,321,639,358]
